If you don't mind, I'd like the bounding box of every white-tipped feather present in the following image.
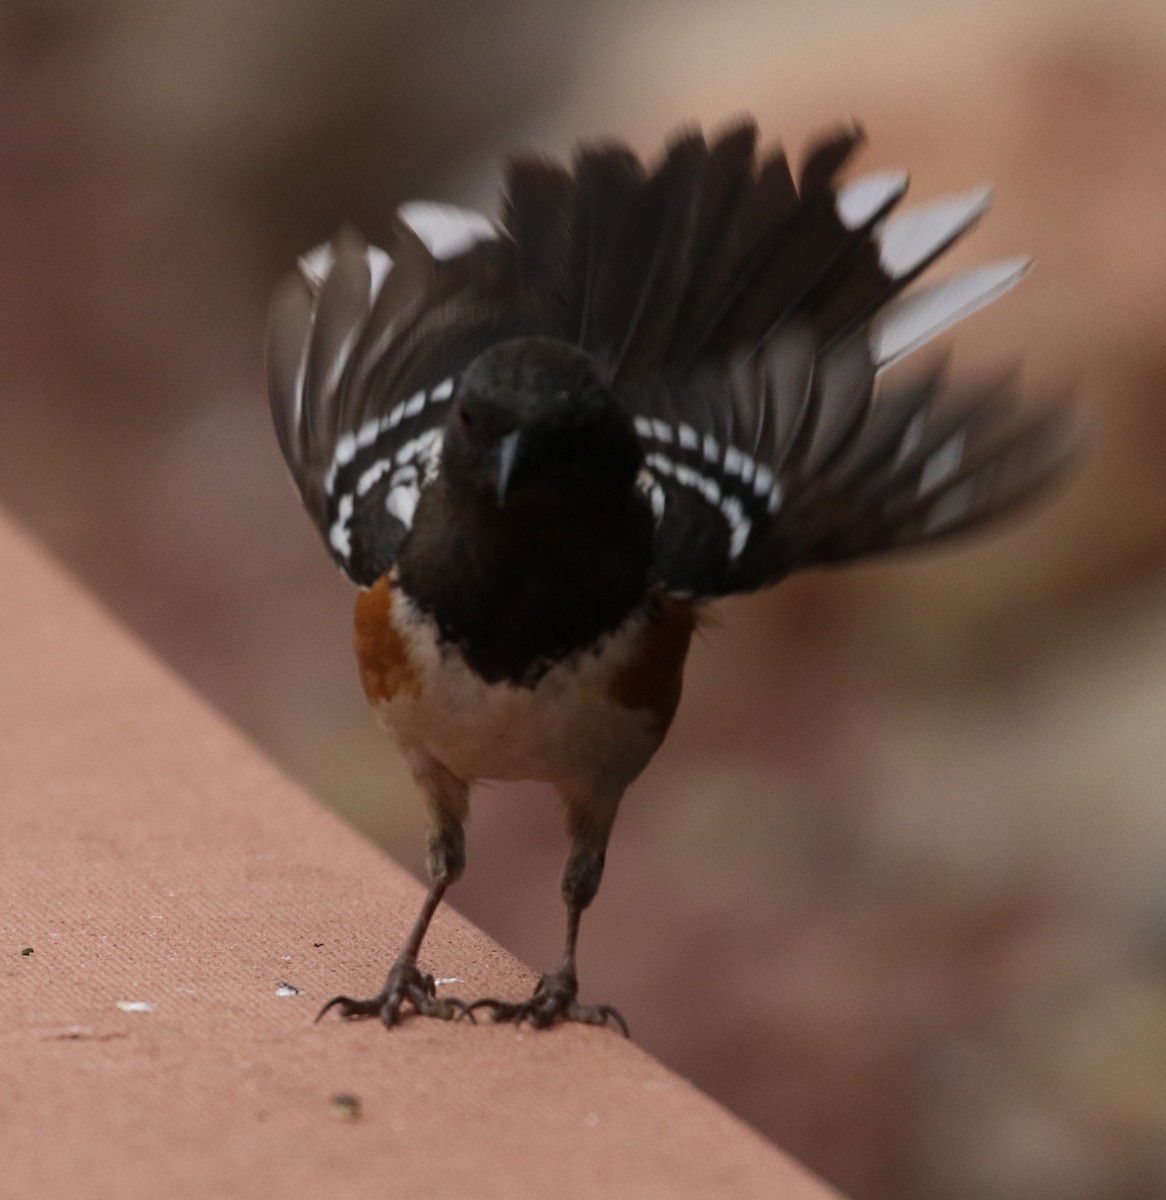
[293,242,394,465]
[877,186,993,279]
[298,244,335,288]
[398,202,496,260]
[836,171,909,230]
[298,242,393,300]
[871,258,1031,369]
[365,245,393,295]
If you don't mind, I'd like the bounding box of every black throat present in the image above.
[397,479,655,686]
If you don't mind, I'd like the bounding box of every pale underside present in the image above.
[380,588,666,801]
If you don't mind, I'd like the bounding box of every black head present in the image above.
[441,337,643,508]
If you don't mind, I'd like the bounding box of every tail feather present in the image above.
[871,258,1031,368]
[502,157,575,331]
[607,131,707,377]
[797,123,865,194]
[812,186,993,347]
[304,237,372,448]
[831,404,1076,558]
[669,136,800,362]
[570,145,643,354]
[788,338,876,480]
[819,366,946,491]
[835,171,910,231]
[266,270,315,482]
[775,383,1074,570]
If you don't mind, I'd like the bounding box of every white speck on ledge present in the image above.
[116,1000,155,1013]
[275,982,301,997]
[433,977,462,987]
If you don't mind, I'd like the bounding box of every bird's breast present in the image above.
[353,573,694,792]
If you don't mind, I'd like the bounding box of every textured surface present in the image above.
[0,509,840,1200]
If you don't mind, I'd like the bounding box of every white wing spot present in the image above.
[422,441,443,484]
[678,423,699,451]
[386,483,419,527]
[356,459,391,496]
[329,494,354,557]
[719,494,752,559]
[649,418,674,443]
[396,427,442,465]
[356,417,381,449]
[637,468,666,523]
[431,377,455,402]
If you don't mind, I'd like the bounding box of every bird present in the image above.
[266,121,1075,1034]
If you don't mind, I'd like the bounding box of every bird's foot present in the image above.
[465,968,629,1036]
[315,957,472,1028]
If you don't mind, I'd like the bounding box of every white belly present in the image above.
[378,593,663,795]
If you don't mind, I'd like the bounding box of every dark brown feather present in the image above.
[501,157,575,331]
[569,145,643,356]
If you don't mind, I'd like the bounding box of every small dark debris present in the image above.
[46,1027,126,1042]
[20,947,33,956]
[329,1093,362,1122]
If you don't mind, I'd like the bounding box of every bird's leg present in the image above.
[317,757,471,1028]
[468,790,628,1035]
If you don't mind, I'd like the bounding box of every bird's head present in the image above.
[441,337,642,509]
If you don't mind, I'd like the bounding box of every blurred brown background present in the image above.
[3,1,1165,1197]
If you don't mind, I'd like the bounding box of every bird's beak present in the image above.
[495,430,522,506]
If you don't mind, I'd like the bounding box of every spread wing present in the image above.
[268,122,1075,593]
[266,208,523,585]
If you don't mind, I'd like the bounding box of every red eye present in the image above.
[456,403,473,430]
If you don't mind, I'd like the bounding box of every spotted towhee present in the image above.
[267,122,1074,1033]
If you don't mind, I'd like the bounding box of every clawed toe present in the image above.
[315,959,473,1028]
[464,972,629,1036]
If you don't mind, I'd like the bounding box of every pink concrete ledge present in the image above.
[0,509,843,1200]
